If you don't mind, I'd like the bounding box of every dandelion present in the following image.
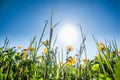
[67,56,76,66]
[44,48,48,54]
[67,45,74,51]
[72,57,76,63]
[67,61,73,66]
[18,45,22,49]
[99,42,105,51]
[28,46,35,51]
[42,40,49,46]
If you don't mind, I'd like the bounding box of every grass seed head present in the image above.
[42,40,49,46]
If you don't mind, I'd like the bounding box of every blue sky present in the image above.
[0,0,120,59]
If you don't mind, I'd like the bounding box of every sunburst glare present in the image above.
[59,24,78,44]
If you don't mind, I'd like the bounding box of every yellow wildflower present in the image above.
[42,40,49,46]
[99,42,105,51]
[18,45,22,49]
[67,45,74,51]
[72,57,76,63]
[28,46,35,51]
[44,48,48,54]
[67,56,76,66]
[67,61,73,66]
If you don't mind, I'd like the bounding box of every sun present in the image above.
[59,24,78,44]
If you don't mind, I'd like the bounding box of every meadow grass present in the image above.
[0,12,120,80]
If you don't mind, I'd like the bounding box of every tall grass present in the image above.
[0,12,120,80]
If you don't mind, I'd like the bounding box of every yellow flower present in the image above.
[28,46,35,51]
[99,42,105,51]
[67,56,76,66]
[67,61,73,66]
[67,45,74,51]
[42,40,49,46]
[18,45,22,49]
[72,58,76,63]
[44,48,48,54]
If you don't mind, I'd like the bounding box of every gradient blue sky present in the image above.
[0,0,120,59]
